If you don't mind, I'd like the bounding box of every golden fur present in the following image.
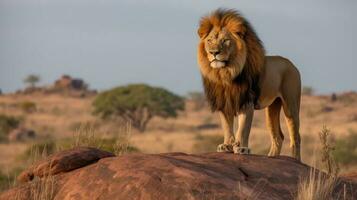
[197,9,302,160]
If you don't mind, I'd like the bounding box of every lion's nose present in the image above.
[210,50,220,56]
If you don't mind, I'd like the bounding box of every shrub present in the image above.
[302,86,314,96]
[93,84,185,132]
[333,130,357,166]
[0,172,8,191]
[19,101,37,113]
[0,114,21,141]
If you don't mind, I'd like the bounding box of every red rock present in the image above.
[2,151,356,200]
[17,147,115,183]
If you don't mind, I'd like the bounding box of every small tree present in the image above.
[93,84,185,132]
[0,114,21,141]
[24,74,40,88]
[302,86,314,96]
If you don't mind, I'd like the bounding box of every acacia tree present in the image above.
[24,74,40,88]
[93,84,185,132]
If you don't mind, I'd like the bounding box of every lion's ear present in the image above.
[198,18,212,39]
[198,28,207,39]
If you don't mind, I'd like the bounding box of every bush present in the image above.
[0,114,21,141]
[93,84,185,132]
[0,172,8,191]
[19,101,37,113]
[302,86,314,96]
[332,130,357,166]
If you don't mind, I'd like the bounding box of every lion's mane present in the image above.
[197,9,265,116]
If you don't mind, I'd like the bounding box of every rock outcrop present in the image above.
[15,75,97,97]
[7,128,36,142]
[1,149,356,200]
[17,147,115,183]
[54,75,87,91]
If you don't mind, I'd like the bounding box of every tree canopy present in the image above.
[93,84,185,132]
[24,74,40,88]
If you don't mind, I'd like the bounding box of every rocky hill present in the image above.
[0,148,356,200]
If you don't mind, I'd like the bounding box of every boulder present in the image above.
[1,151,356,200]
[7,128,36,142]
[17,147,115,183]
[54,75,87,91]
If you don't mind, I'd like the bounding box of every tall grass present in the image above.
[7,121,136,199]
[296,126,339,200]
[29,175,56,200]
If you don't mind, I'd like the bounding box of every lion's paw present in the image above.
[217,143,233,153]
[233,143,251,154]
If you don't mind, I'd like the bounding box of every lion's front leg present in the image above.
[217,112,235,153]
[234,105,254,154]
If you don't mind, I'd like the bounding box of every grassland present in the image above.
[0,91,356,191]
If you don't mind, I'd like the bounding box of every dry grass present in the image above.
[296,126,340,200]
[0,92,357,193]
[28,175,56,200]
[296,169,337,200]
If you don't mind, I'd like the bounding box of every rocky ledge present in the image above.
[1,148,356,200]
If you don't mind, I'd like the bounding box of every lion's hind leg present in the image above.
[282,96,301,161]
[266,98,284,157]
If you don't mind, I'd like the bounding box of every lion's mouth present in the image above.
[210,60,227,68]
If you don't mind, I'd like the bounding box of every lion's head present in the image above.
[197,9,266,115]
[197,9,265,85]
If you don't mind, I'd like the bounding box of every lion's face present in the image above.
[203,27,247,69]
[197,9,265,84]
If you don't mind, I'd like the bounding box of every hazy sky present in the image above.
[0,0,356,94]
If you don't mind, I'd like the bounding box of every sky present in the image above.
[0,0,356,95]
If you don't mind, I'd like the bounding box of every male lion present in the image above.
[197,9,301,160]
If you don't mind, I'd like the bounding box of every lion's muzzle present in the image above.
[210,60,226,68]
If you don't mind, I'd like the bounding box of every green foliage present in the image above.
[0,114,21,141]
[302,86,314,96]
[0,167,27,192]
[0,172,8,191]
[333,130,357,165]
[19,101,37,113]
[93,84,185,132]
[24,74,40,88]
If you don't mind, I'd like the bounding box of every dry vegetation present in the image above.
[0,91,357,193]
[296,127,339,200]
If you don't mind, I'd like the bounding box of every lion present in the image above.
[197,9,301,160]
